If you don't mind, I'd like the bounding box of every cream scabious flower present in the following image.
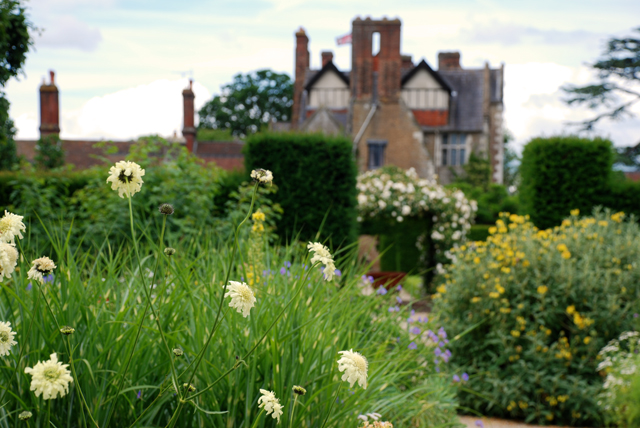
[337,349,368,389]
[224,281,256,318]
[25,353,74,400]
[0,211,26,244]
[0,321,17,356]
[258,389,283,423]
[307,242,336,281]
[27,257,56,284]
[0,242,18,281]
[106,161,145,198]
[250,169,273,185]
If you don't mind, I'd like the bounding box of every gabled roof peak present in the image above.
[304,60,349,91]
[401,59,452,94]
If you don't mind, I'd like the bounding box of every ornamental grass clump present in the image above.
[0,161,459,427]
[434,209,640,425]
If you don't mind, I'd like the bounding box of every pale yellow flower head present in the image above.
[251,169,273,185]
[337,349,368,389]
[0,211,26,244]
[0,321,17,356]
[224,281,256,318]
[24,353,74,400]
[106,161,145,198]
[307,242,336,281]
[27,256,57,285]
[258,389,283,423]
[0,242,18,281]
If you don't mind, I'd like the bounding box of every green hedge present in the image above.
[468,224,491,242]
[244,132,358,246]
[520,136,613,230]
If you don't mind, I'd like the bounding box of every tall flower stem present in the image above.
[250,409,265,428]
[320,382,342,428]
[165,183,259,428]
[186,259,317,402]
[34,281,98,428]
[289,395,299,428]
[103,202,175,428]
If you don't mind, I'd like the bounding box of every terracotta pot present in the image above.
[368,271,406,290]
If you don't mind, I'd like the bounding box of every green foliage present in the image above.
[452,152,491,190]
[503,129,520,189]
[0,0,33,87]
[451,182,519,225]
[0,93,18,170]
[562,26,640,131]
[34,133,65,170]
[377,217,430,273]
[434,210,640,426]
[198,69,293,137]
[468,224,491,241]
[244,132,358,247]
[0,216,459,427]
[520,135,613,230]
[196,128,235,141]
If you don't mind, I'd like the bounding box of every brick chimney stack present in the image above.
[39,70,60,138]
[352,17,402,102]
[182,79,196,152]
[438,52,461,70]
[321,51,333,67]
[291,27,309,129]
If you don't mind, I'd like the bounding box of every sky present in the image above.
[5,0,640,152]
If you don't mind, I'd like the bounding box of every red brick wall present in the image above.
[411,110,448,126]
[15,139,245,171]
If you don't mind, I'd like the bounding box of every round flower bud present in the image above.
[159,203,174,215]
[60,326,75,336]
[292,385,306,396]
[18,411,32,421]
[172,348,183,357]
[164,247,176,256]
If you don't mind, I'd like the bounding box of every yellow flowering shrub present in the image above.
[433,209,640,425]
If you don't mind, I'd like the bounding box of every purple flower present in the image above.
[26,283,32,291]
[377,287,387,296]
[434,348,442,357]
[411,310,416,316]
[396,296,402,304]
[408,317,414,323]
[445,349,452,357]
[435,366,440,373]
[137,390,142,399]
[397,284,403,291]
[462,373,469,382]
[262,270,269,276]
[410,327,421,335]
[284,261,292,268]
[420,316,429,323]
[408,342,417,350]
[635,313,639,319]
[438,327,447,339]
[43,274,54,283]
[280,267,287,275]
[335,269,342,277]
[367,275,374,283]
[475,420,484,428]
[388,306,400,312]
[453,374,460,382]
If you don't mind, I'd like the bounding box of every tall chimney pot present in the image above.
[438,52,461,70]
[321,51,334,67]
[182,80,196,153]
[39,69,60,138]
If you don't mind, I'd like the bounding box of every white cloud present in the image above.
[36,15,103,52]
[16,79,211,141]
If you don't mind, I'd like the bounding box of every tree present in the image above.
[503,129,520,190]
[0,0,34,170]
[451,153,491,191]
[198,69,293,138]
[562,26,640,131]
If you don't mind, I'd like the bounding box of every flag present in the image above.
[336,33,352,46]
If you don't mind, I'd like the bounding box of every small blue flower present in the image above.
[335,269,342,277]
[434,348,442,357]
[26,283,32,291]
[397,284,402,291]
[453,374,460,382]
[407,317,414,323]
[410,327,421,335]
[438,327,448,339]
[396,296,402,304]
[462,373,469,382]
[43,274,54,283]
[408,342,417,350]
[420,316,429,323]
[411,309,416,316]
[284,261,292,268]
[438,341,445,348]
[377,287,387,296]
[475,420,484,428]
[435,366,440,373]
[280,267,286,275]
[137,390,142,399]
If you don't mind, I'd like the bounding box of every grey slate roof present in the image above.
[438,69,485,132]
